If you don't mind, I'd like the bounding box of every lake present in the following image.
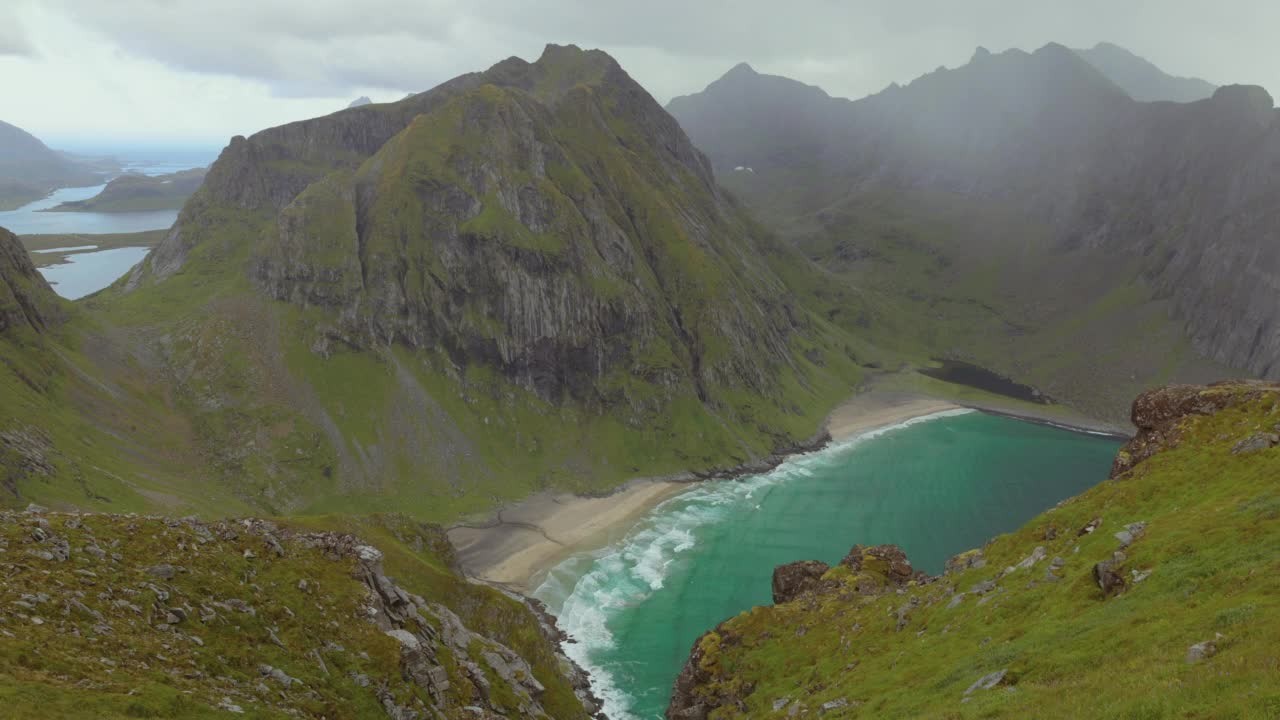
[2,147,219,298]
[40,247,151,300]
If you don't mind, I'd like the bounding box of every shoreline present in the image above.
[449,389,1032,593]
[449,386,1130,595]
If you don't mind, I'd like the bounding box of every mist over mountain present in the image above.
[668,43,1276,417]
[1074,42,1218,102]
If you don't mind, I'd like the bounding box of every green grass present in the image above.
[676,383,1280,718]
[0,511,590,719]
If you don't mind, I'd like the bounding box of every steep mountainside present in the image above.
[50,167,208,212]
[1,45,870,522]
[0,120,100,210]
[668,44,1273,421]
[0,227,63,335]
[1074,42,1218,102]
[668,381,1280,718]
[0,510,599,719]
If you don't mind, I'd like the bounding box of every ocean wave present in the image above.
[532,408,968,719]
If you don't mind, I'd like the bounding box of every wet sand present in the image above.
[448,391,981,593]
[448,480,691,593]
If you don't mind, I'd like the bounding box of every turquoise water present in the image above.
[532,410,1122,719]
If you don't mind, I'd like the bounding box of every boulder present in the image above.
[1092,558,1126,596]
[1231,433,1278,455]
[840,544,927,591]
[1187,639,1218,663]
[964,669,1008,695]
[771,560,830,604]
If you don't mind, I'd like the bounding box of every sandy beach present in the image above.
[448,390,974,593]
[825,392,962,441]
[448,480,691,593]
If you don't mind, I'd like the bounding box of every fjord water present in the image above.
[532,411,1121,719]
[0,147,216,235]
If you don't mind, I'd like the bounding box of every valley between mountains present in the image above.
[1,37,1278,720]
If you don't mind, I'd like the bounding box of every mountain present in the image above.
[665,63,853,176]
[0,226,63,335]
[0,509,601,718]
[0,45,869,523]
[1074,42,1218,102]
[667,44,1276,422]
[668,380,1280,718]
[49,167,208,212]
[0,120,101,210]
[348,95,373,108]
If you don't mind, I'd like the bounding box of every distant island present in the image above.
[0,119,117,210]
[47,166,207,213]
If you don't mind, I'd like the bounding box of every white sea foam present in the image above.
[532,407,968,719]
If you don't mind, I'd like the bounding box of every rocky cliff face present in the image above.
[665,381,1280,718]
[244,48,806,407]
[0,226,61,335]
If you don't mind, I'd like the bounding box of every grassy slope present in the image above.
[0,311,258,516]
[678,383,1280,718]
[0,511,589,719]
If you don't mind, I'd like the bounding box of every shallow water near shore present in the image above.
[532,411,1121,719]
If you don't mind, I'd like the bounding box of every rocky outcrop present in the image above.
[771,560,829,604]
[1111,380,1280,477]
[0,226,62,335]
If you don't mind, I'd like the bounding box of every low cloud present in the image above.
[7,0,1279,143]
[0,7,33,57]
[35,0,1280,103]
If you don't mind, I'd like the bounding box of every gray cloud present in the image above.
[0,7,33,56]
[43,0,1280,103]
[8,0,1278,144]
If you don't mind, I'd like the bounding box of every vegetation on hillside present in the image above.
[0,511,596,718]
[49,168,207,213]
[668,381,1280,718]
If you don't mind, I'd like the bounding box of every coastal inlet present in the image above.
[532,410,1121,719]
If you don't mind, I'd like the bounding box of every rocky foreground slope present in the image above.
[668,381,1280,718]
[0,511,600,719]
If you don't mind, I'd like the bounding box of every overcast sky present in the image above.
[3,1,1276,149]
